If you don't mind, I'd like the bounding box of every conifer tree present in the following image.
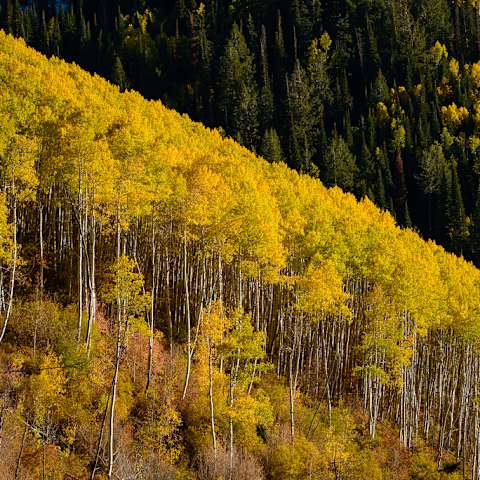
[471,188,480,262]
[416,142,446,235]
[111,54,129,91]
[322,132,357,192]
[287,59,314,170]
[260,128,284,163]
[365,14,380,80]
[218,22,259,150]
[447,161,470,254]
[259,25,274,132]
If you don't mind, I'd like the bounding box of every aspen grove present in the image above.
[1,31,480,479]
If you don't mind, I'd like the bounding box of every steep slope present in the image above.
[0,32,478,478]
[5,0,480,262]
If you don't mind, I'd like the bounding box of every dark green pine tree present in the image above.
[403,201,413,228]
[78,8,89,46]
[358,127,375,198]
[418,89,432,147]
[218,23,259,151]
[291,0,313,54]
[322,130,357,192]
[273,10,287,108]
[260,128,284,163]
[258,25,274,132]
[112,54,130,91]
[366,109,377,152]
[174,0,187,35]
[471,187,480,263]
[343,108,354,148]
[388,197,397,220]
[39,9,50,53]
[60,5,77,57]
[317,117,328,168]
[415,0,453,45]
[2,0,13,33]
[25,3,42,51]
[364,13,380,80]
[340,68,352,111]
[287,60,314,171]
[377,145,395,214]
[23,5,34,42]
[416,142,445,236]
[12,0,25,39]
[369,69,389,105]
[375,167,388,210]
[246,13,259,57]
[403,116,413,156]
[77,7,91,66]
[273,9,286,77]
[49,14,62,57]
[430,92,441,139]
[415,116,427,151]
[437,164,452,245]
[446,161,469,254]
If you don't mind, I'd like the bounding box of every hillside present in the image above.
[4,0,480,263]
[0,31,479,479]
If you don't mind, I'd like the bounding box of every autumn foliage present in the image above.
[0,32,477,479]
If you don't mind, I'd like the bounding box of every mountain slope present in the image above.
[0,32,478,479]
[4,0,480,262]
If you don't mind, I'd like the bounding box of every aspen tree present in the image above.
[220,310,265,477]
[101,256,150,478]
[0,99,38,343]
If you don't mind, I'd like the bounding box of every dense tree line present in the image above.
[3,0,480,262]
[1,32,480,478]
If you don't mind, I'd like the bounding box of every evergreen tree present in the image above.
[218,22,259,150]
[375,167,388,209]
[287,59,314,170]
[415,142,446,235]
[364,13,380,80]
[471,188,480,263]
[259,24,274,132]
[403,200,413,228]
[358,128,375,197]
[370,70,389,105]
[366,108,377,151]
[111,54,129,91]
[260,128,284,163]
[322,132,357,192]
[447,161,470,254]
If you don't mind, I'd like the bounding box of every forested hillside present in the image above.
[3,0,480,262]
[1,31,480,479]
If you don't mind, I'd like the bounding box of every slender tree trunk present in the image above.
[39,202,44,295]
[289,345,296,441]
[208,340,217,462]
[14,423,27,480]
[146,215,156,394]
[108,320,122,479]
[90,395,110,479]
[229,373,234,480]
[182,232,192,400]
[108,219,122,479]
[42,437,46,480]
[0,179,17,344]
[289,313,301,442]
[86,214,96,355]
[77,170,83,346]
[166,247,173,355]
